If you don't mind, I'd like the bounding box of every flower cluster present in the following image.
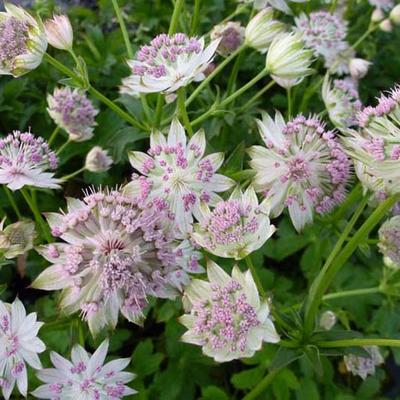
[85,146,113,173]
[121,33,219,94]
[211,21,245,56]
[192,186,276,260]
[248,112,351,231]
[0,131,59,191]
[32,188,203,335]
[0,3,47,77]
[0,298,45,400]
[47,87,98,142]
[344,346,384,380]
[124,119,235,234]
[32,339,136,399]
[322,76,362,129]
[378,215,400,268]
[179,261,280,362]
[344,84,400,196]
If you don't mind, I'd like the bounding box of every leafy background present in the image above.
[1,0,400,398]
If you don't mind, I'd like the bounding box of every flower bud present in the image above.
[349,58,371,80]
[390,4,400,24]
[211,21,245,56]
[245,8,286,53]
[44,14,73,51]
[85,146,113,172]
[0,219,35,259]
[378,215,400,269]
[0,2,47,77]
[371,8,385,22]
[266,32,314,84]
[379,18,393,31]
[319,310,337,330]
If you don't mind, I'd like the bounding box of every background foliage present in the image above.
[1,0,400,398]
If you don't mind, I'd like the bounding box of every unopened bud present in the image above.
[349,58,371,79]
[44,14,73,51]
[319,310,337,330]
[371,8,385,22]
[211,22,245,56]
[390,4,400,24]
[85,146,113,172]
[379,18,393,32]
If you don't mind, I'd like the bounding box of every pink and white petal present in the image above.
[50,351,73,372]
[188,129,206,159]
[243,269,261,309]
[181,330,204,345]
[16,363,28,397]
[243,186,259,209]
[2,375,15,400]
[31,265,69,290]
[288,199,313,232]
[43,212,65,233]
[128,151,153,175]
[87,339,109,375]
[201,152,224,171]
[207,260,231,286]
[22,350,43,369]
[178,314,196,329]
[261,318,280,343]
[150,129,167,149]
[71,344,90,366]
[16,312,38,337]
[168,118,187,147]
[185,279,211,304]
[31,385,56,399]
[101,358,131,376]
[11,298,26,331]
[204,174,235,192]
[6,174,32,191]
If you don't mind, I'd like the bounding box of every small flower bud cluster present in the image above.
[378,215,400,268]
[344,346,384,380]
[211,21,245,56]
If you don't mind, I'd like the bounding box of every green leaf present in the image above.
[201,386,229,400]
[269,347,303,371]
[303,346,323,377]
[296,378,320,400]
[231,366,266,390]
[133,339,164,377]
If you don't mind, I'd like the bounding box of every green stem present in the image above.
[140,94,152,124]
[61,167,86,181]
[177,88,193,136]
[226,48,245,95]
[44,53,146,131]
[155,95,164,127]
[287,87,292,119]
[48,126,60,146]
[240,80,275,111]
[21,189,51,243]
[243,368,282,400]
[190,0,201,35]
[168,0,185,35]
[3,187,22,219]
[323,287,381,301]
[317,338,400,348]
[56,139,70,156]
[186,45,246,107]
[304,194,397,336]
[111,0,134,58]
[245,255,265,297]
[191,68,269,127]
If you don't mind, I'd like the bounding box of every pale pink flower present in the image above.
[85,146,113,173]
[44,14,73,51]
[32,188,203,335]
[248,112,351,231]
[0,131,59,191]
[121,33,219,94]
[344,346,384,379]
[47,87,98,142]
[124,119,235,235]
[179,260,279,362]
[378,215,400,268]
[0,298,45,400]
[211,21,245,56]
[32,339,136,399]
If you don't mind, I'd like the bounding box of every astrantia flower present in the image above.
[344,346,384,380]
[245,8,286,54]
[378,215,400,268]
[344,84,400,195]
[121,33,219,94]
[349,58,371,80]
[0,298,45,400]
[0,3,47,77]
[295,11,348,63]
[32,188,203,335]
[0,131,59,191]
[32,339,136,399]
[44,14,73,51]
[369,0,394,10]
[47,87,98,142]
[0,219,35,259]
[211,21,245,56]
[239,0,307,14]
[324,43,354,76]
[179,260,280,362]
[265,32,314,87]
[322,76,362,129]
[248,112,351,231]
[85,146,113,173]
[124,119,235,234]
[192,186,276,260]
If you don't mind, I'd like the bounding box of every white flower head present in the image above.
[121,33,219,94]
[248,112,351,231]
[32,339,136,399]
[85,146,113,173]
[44,14,73,51]
[322,75,362,129]
[211,21,245,56]
[378,215,400,268]
[344,84,400,195]
[32,188,203,335]
[192,186,276,260]
[179,260,280,362]
[47,87,98,142]
[349,58,372,80]
[0,298,45,400]
[266,32,314,86]
[245,8,286,54]
[0,2,47,77]
[344,346,384,380]
[124,119,235,235]
[0,130,60,191]
[0,219,35,259]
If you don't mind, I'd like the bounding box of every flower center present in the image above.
[286,155,311,182]
[0,17,29,67]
